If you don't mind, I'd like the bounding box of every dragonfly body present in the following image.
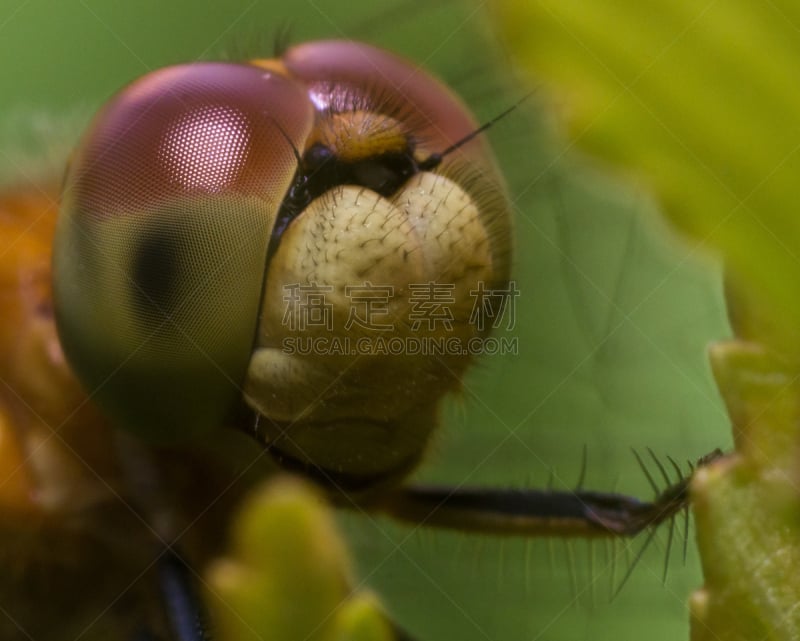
[0,39,514,638]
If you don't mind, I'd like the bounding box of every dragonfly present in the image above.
[0,1,732,640]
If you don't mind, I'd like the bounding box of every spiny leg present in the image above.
[369,450,723,539]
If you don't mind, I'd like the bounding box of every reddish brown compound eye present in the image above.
[53,62,313,441]
[281,39,496,168]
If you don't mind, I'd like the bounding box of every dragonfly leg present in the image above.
[370,450,723,539]
[157,548,210,641]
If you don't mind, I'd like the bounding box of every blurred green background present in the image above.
[0,0,731,639]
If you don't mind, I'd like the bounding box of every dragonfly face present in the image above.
[53,40,512,493]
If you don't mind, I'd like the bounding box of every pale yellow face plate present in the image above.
[246,172,499,475]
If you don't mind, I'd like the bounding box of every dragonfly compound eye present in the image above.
[53,62,313,440]
[53,41,512,472]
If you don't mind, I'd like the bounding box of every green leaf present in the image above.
[492,2,800,639]
[206,476,393,641]
[689,342,800,640]
[493,0,800,358]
